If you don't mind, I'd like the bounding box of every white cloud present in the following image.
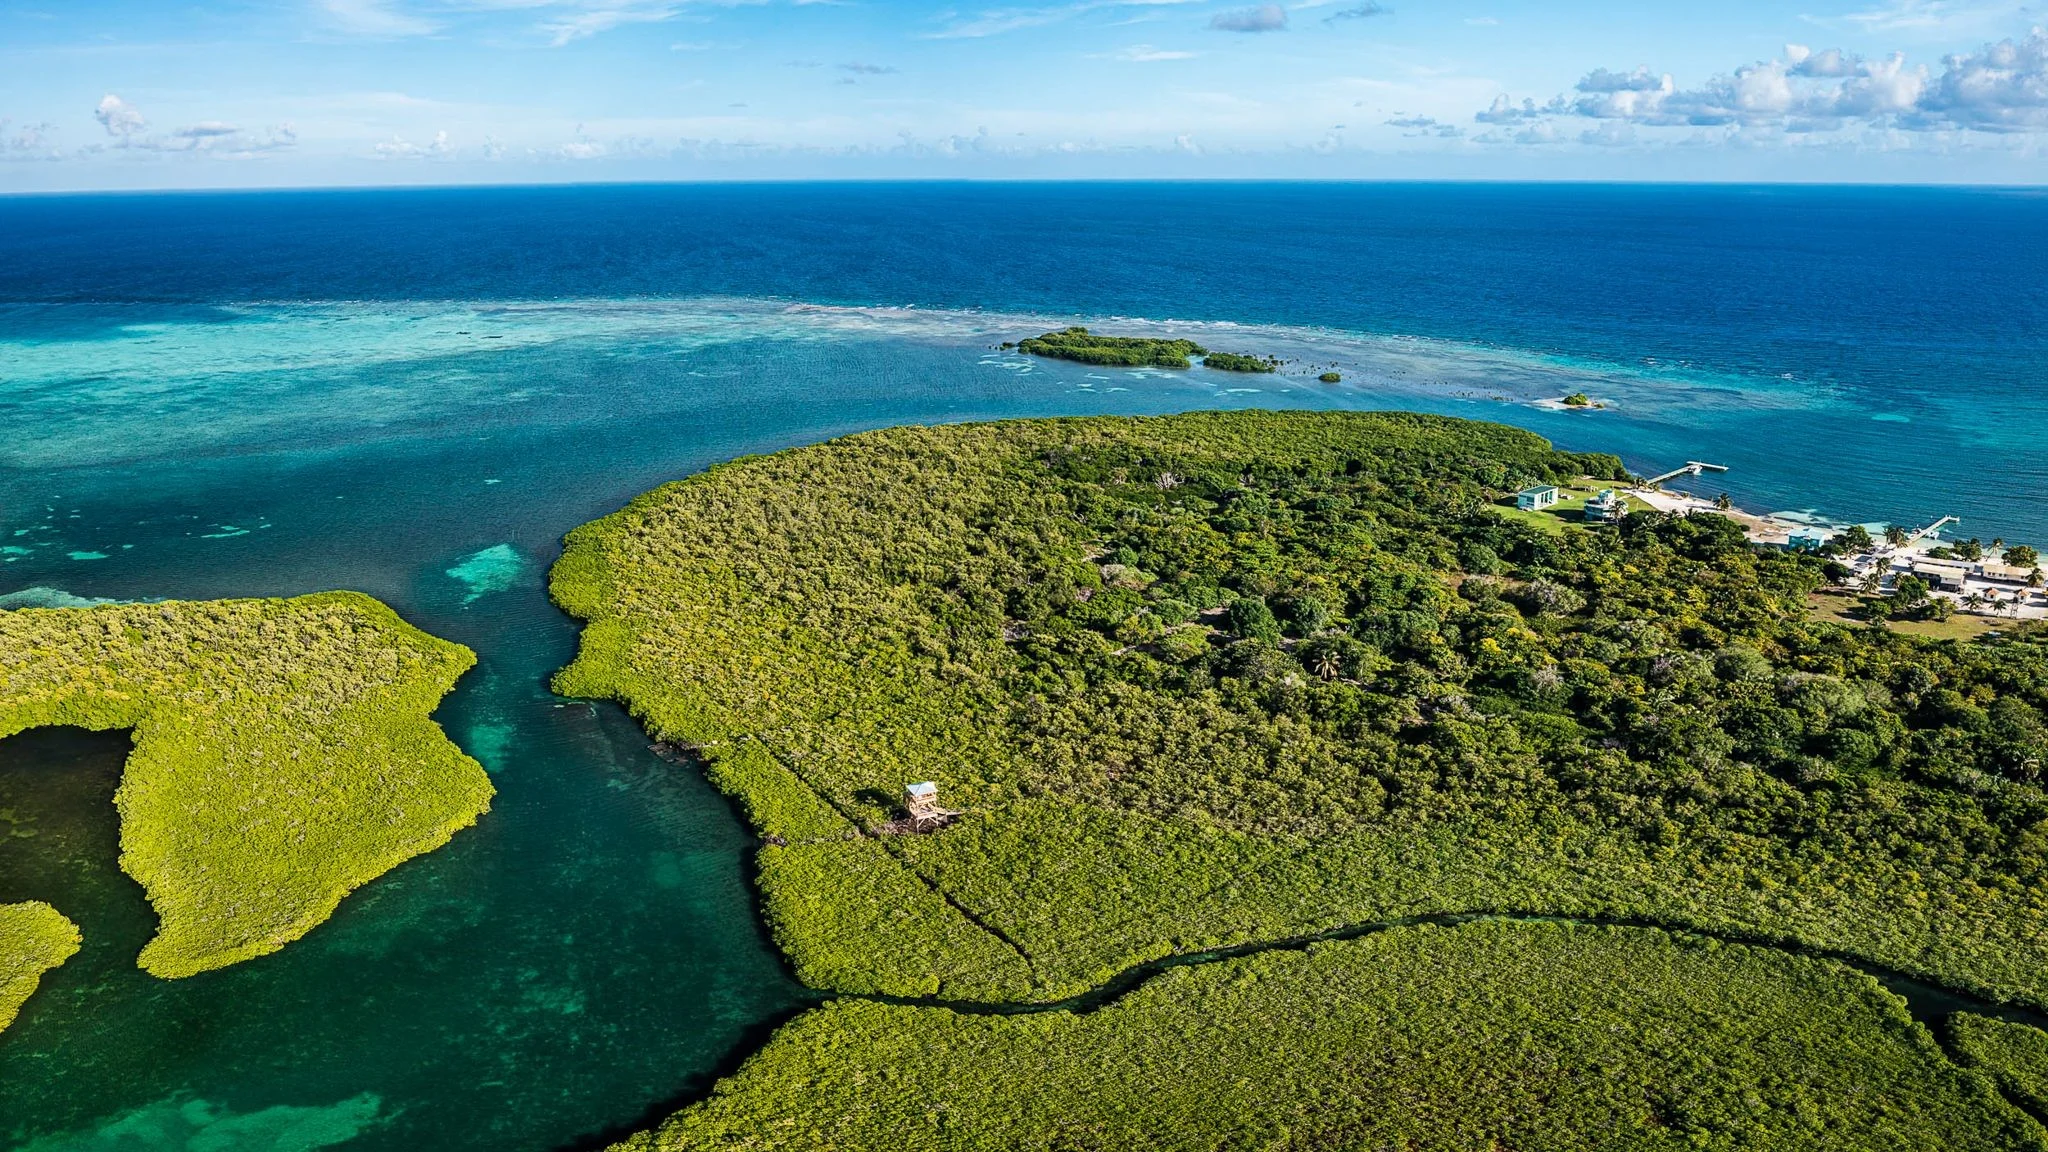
[1786,45,1861,78]
[90,94,296,156]
[1476,30,2048,139]
[95,94,146,137]
[375,129,454,157]
[1474,94,1556,123]
[1209,3,1287,32]
[1917,29,2048,130]
[0,120,60,161]
[317,0,439,37]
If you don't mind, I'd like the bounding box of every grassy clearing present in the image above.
[0,902,79,1034]
[619,920,2043,1152]
[554,410,2048,1006]
[0,592,492,978]
[1492,482,1648,535]
[1810,592,2004,641]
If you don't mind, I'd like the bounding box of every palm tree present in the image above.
[1885,525,1911,549]
[1859,570,1885,596]
[1963,591,1987,614]
[1312,647,1344,681]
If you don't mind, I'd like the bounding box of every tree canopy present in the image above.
[554,410,2048,1008]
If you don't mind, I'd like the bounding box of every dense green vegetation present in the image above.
[0,592,492,978]
[0,902,78,1034]
[554,410,2048,1006]
[1954,1014,2048,1116]
[1200,351,1279,373]
[1014,327,1207,369]
[617,920,2043,1152]
[1318,371,1342,383]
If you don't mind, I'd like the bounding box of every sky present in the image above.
[2,0,2046,189]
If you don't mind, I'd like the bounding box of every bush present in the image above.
[1318,372,1342,384]
[1225,597,1282,643]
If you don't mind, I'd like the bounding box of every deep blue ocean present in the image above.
[0,183,2044,1151]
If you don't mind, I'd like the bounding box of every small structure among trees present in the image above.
[901,781,960,833]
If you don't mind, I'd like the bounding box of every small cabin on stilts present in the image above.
[903,781,959,832]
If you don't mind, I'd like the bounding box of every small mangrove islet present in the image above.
[1011,328,1283,374]
[1199,351,1280,373]
[1012,327,1208,369]
[0,592,492,1004]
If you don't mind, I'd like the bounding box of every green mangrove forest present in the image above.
[0,592,492,1007]
[0,902,78,1035]
[621,921,2043,1151]
[1200,351,1281,373]
[1010,327,1281,374]
[551,408,2048,1147]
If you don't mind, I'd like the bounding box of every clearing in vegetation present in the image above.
[0,592,492,983]
[553,409,2048,1009]
[0,902,78,1035]
[616,920,2045,1152]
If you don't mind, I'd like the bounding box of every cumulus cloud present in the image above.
[1475,29,2048,139]
[1385,114,1462,139]
[0,119,59,161]
[1788,45,1862,78]
[90,94,295,156]
[375,129,453,158]
[1475,94,1558,124]
[1209,4,1286,32]
[1918,30,2048,130]
[95,94,146,137]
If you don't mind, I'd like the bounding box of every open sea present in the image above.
[0,182,2044,1150]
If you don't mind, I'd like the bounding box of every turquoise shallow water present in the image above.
[2,183,2045,1151]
